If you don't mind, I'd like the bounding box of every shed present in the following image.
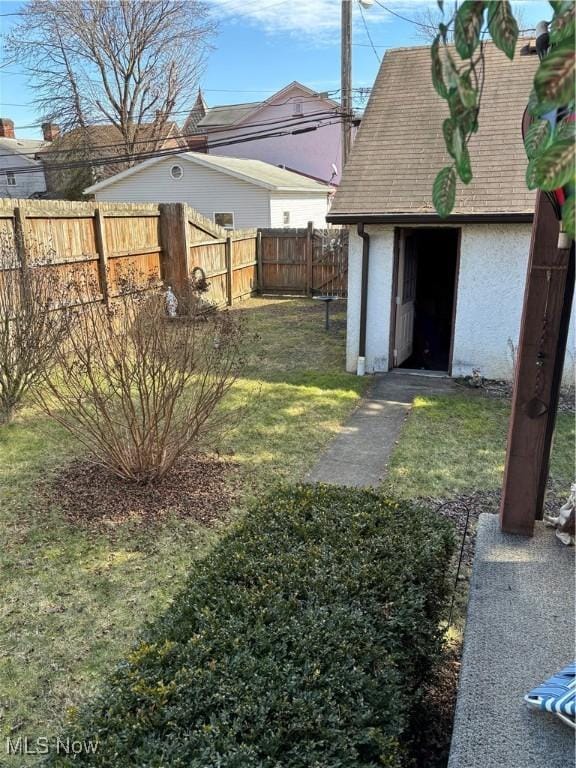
[85,152,332,229]
[327,41,575,383]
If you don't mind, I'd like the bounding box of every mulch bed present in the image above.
[456,377,575,414]
[37,453,239,528]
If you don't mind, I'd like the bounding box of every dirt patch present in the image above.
[38,453,239,528]
[410,641,462,768]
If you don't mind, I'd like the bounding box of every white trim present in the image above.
[84,152,330,195]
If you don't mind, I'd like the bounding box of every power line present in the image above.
[358,1,381,63]
[0,115,349,175]
[0,110,345,160]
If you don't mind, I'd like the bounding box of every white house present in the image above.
[85,152,332,229]
[0,118,47,199]
[183,82,350,185]
[327,41,575,385]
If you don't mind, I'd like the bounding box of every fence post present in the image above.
[256,229,262,294]
[94,207,110,305]
[13,204,29,269]
[226,234,233,306]
[305,221,314,296]
[159,202,189,297]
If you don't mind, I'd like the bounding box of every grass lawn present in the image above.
[0,297,366,763]
[385,393,574,499]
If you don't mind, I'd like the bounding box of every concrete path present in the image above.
[449,514,575,768]
[307,371,457,487]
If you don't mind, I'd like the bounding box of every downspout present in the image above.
[357,222,370,376]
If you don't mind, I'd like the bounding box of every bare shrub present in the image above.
[38,281,245,483]
[0,234,70,424]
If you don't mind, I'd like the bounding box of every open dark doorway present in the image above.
[395,228,459,372]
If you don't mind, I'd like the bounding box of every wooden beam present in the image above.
[500,192,574,536]
[159,203,189,297]
[94,208,110,306]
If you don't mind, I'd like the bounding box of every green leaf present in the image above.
[525,159,540,189]
[534,39,575,109]
[455,1,485,59]
[550,2,575,45]
[456,145,473,184]
[433,166,457,217]
[561,194,575,238]
[431,37,448,98]
[555,116,576,141]
[448,89,479,134]
[443,118,459,160]
[527,87,557,118]
[524,119,552,159]
[487,1,519,60]
[533,139,575,190]
[457,70,478,109]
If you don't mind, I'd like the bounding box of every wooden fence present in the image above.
[0,200,346,307]
[259,224,348,297]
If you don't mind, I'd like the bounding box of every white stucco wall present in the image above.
[346,222,575,385]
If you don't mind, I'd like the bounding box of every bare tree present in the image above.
[38,283,245,484]
[5,0,214,186]
[412,2,528,44]
[0,234,70,424]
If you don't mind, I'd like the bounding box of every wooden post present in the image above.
[305,221,314,296]
[159,203,189,297]
[500,192,573,535]
[256,229,262,294]
[94,208,110,305]
[226,234,233,306]
[13,204,30,269]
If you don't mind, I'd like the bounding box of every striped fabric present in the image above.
[525,663,576,728]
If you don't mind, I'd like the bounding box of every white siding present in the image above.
[93,157,271,228]
[347,222,575,385]
[269,193,330,228]
[0,152,46,199]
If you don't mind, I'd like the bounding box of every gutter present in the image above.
[356,223,370,376]
[327,212,534,225]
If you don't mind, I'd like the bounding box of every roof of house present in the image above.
[0,137,47,166]
[39,121,183,162]
[183,81,341,136]
[84,151,332,194]
[328,41,539,222]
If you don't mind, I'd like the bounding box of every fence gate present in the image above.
[258,223,348,297]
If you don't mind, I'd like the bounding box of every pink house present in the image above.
[183,82,347,185]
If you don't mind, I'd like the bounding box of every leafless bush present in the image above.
[0,234,70,424]
[38,280,245,483]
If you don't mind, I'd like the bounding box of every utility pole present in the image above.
[341,0,352,168]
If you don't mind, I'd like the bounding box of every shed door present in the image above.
[394,232,417,367]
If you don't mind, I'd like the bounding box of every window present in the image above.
[6,172,16,186]
[293,99,303,116]
[283,211,290,225]
[170,164,183,180]
[214,212,234,229]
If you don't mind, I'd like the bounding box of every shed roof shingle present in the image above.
[329,41,539,219]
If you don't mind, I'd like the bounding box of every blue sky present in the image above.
[0,0,552,140]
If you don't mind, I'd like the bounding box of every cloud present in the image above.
[211,0,436,40]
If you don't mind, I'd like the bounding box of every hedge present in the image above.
[49,485,455,767]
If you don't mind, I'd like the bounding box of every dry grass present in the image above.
[0,298,367,765]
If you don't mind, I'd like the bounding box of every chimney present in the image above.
[0,118,15,139]
[42,122,60,142]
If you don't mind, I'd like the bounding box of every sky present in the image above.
[0,0,552,141]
